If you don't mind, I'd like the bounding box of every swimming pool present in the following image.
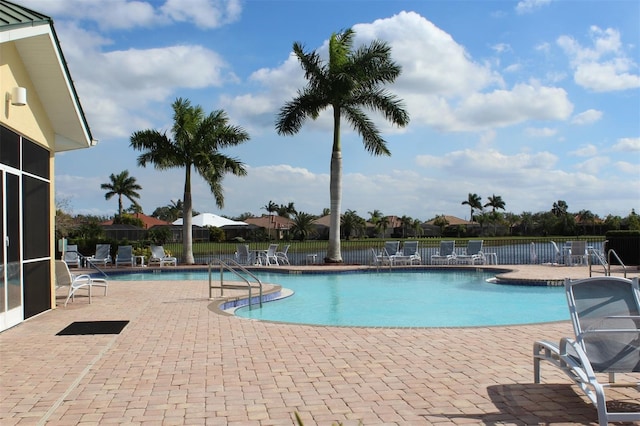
[110,269,568,327]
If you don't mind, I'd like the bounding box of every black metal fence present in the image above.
[160,237,607,266]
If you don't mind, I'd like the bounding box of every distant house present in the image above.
[1,2,94,331]
[245,215,293,240]
[425,215,479,237]
[102,212,172,229]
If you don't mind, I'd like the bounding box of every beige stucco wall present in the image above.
[1,40,58,309]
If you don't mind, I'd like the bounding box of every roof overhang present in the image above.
[1,20,93,152]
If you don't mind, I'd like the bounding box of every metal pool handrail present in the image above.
[588,245,627,278]
[208,258,263,309]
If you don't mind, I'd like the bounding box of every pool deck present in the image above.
[1,264,638,425]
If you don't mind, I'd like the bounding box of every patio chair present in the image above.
[392,241,421,265]
[431,241,456,265]
[371,248,391,267]
[149,245,177,267]
[384,241,400,257]
[115,245,134,267]
[550,241,562,265]
[56,260,108,307]
[64,244,81,268]
[456,240,484,265]
[568,240,588,266]
[234,244,255,265]
[533,276,640,426]
[86,244,111,267]
[276,244,290,265]
[259,244,279,266]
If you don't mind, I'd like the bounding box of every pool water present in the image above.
[234,270,567,327]
[111,269,568,327]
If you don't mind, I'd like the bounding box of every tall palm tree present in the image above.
[276,29,409,263]
[461,193,482,221]
[400,215,413,238]
[277,202,297,219]
[262,200,278,240]
[130,98,249,264]
[484,194,506,212]
[368,209,386,238]
[100,170,142,217]
[412,218,423,237]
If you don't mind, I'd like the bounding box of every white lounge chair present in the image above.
[276,244,290,265]
[550,241,562,265]
[56,260,108,307]
[149,245,177,267]
[64,244,81,268]
[259,244,279,266]
[431,241,456,265]
[87,244,111,267]
[234,244,255,265]
[533,277,640,426]
[392,241,421,265]
[115,245,134,267]
[384,241,400,257]
[371,248,391,267]
[456,240,484,265]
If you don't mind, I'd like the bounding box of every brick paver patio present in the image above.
[1,265,638,425]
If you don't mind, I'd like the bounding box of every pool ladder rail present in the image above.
[208,258,263,309]
[588,244,627,278]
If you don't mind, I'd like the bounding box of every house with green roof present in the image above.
[0,0,94,331]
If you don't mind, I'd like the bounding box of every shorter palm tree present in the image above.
[291,212,317,241]
[101,170,142,217]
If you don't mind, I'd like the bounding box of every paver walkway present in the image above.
[1,265,638,425]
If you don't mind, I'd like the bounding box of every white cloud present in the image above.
[612,137,640,152]
[570,144,598,157]
[574,156,609,174]
[525,127,557,137]
[161,0,242,29]
[515,0,552,15]
[571,109,603,125]
[615,161,639,174]
[557,26,640,92]
[492,43,512,54]
[20,0,242,30]
[450,83,572,131]
[55,21,233,139]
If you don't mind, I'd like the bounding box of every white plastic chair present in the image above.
[56,260,108,307]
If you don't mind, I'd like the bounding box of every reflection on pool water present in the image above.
[112,269,568,327]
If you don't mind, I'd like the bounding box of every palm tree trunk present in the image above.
[326,107,343,263]
[326,150,343,262]
[183,166,195,264]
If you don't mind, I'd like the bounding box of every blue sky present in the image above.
[23,0,639,220]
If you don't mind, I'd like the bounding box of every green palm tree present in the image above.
[130,98,249,264]
[276,29,409,263]
[400,215,413,238]
[484,194,506,212]
[341,209,365,240]
[277,202,297,219]
[262,200,278,240]
[461,193,482,221]
[100,170,142,217]
[290,212,317,241]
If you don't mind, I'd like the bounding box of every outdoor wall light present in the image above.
[6,87,27,106]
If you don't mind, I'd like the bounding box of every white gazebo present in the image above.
[173,213,247,228]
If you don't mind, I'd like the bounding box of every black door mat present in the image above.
[57,320,129,335]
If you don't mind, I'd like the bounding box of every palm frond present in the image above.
[342,106,390,156]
